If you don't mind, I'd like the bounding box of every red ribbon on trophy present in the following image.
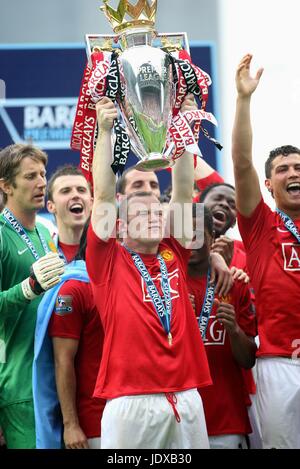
[71,0,222,179]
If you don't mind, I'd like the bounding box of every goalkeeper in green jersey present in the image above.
[0,144,65,448]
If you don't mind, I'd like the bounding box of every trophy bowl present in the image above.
[118,34,175,171]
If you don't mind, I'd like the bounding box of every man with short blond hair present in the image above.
[0,144,64,448]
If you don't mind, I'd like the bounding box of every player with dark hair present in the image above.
[47,165,93,263]
[116,166,160,199]
[187,204,256,449]
[232,53,300,448]
[47,220,105,449]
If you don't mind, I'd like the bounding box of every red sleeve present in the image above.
[195,170,224,192]
[86,224,119,285]
[48,280,85,340]
[230,245,247,270]
[237,198,273,253]
[233,239,245,253]
[234,282,257,338]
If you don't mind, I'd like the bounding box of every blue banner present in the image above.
[0,42,220,192]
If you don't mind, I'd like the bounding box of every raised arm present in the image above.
[169,94,195,246]
[194,155,224,185]
[91,97,118,240]
[232,54,264,217]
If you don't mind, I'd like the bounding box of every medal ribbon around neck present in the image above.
[123,245,173,346]
[3,208,50,260]
[198,267,216,339]
[276,208,300,243]
[52,233,68,265]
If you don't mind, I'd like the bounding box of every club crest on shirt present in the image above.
[55,295,73,315]
[218,294,232,304]
[282,243,300,271]
[159,249,174,262]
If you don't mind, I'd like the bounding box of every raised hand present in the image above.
[96,97,118,131]
[236,54,264,98]
[211,236,234,266]
[180,93,197,113]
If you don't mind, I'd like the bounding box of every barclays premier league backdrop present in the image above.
[0,43,220,193]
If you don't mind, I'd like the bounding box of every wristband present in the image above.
[21,278,39,301]
[29,266,44,295]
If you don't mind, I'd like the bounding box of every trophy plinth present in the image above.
[134,153,174,171]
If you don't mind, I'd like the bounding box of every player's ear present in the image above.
[265,179,274,197]
[117,218,128,239]
[0,178,13,197]
[47,199,56,214]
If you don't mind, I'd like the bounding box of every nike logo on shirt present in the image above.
[17,248,28,255]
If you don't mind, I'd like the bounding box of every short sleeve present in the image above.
[237,198,273,252]
[235,282,257,338]
[194,171,225,202]
[86,223,118,285]
[48,280,85,340]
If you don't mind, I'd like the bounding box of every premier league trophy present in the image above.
[71,0,220,178]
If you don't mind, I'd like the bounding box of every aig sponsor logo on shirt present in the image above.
[281,243,300,271]
[199,314,226,346]
[142,268,179,303]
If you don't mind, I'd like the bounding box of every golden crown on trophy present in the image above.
[100,0,157,33]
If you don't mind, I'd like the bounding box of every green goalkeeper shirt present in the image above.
[0,213,56,408]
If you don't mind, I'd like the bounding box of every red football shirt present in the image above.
[238,198,300,357]
[86,226,212,399]
[48,280,105,438]
[58,241,79,264]
[231,242,247,270]
[187,275,256,436]
[234,239,245,253]
[231,241,255,402]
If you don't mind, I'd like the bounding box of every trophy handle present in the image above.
[85,32,190,66]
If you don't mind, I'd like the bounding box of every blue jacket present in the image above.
[33,260,89,449]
